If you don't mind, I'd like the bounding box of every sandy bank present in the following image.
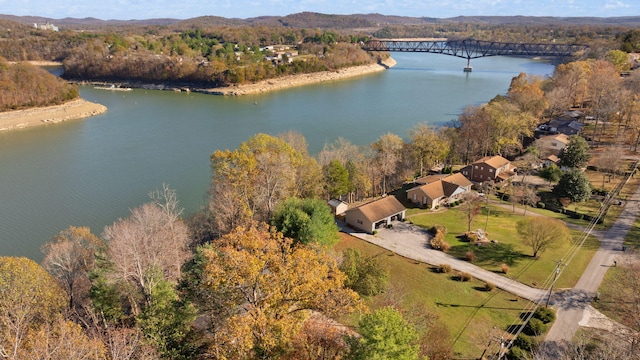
[0,98,107,133]
[201,58,397,96]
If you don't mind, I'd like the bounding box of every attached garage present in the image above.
[344,196,406,234]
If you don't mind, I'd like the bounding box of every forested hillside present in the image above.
[0,59,78,111]
[1,13,640,88]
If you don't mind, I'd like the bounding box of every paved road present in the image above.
[541,179,640,350]
[342,222,547,302]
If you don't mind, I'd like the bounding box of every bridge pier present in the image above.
[464,58,472,72]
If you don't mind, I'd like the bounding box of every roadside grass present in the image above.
[623,216,640,249]
[407,205,600,289]
[591,265,623,324]
[334,233,529,358]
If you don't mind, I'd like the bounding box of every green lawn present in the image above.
[334,234,531,358]
[407,205,600,289]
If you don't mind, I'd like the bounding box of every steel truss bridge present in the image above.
[362,38,589,71]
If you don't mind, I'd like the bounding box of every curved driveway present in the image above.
[342,176,640,355]
[342,222,547,302]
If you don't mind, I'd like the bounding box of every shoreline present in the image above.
[0,98,107,133]
[201,58,397,96]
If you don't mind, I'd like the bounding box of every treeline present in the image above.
[0,59,78,111]
[0,181,437,359]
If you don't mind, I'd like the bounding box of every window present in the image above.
[475,165,478,169]
[357,219,363,225]
[489,169,494,173]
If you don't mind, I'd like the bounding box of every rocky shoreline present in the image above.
[0,98,107,132]
[201,58,397,96]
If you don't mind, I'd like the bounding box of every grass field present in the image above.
[334,233,533,358]
[406,204,600,289]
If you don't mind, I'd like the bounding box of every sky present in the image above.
[1,0,638,20]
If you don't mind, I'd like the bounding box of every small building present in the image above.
[328,199,348,216]
[536,133,570,157]
[344,196,406,233]
[461,155,515,183]
[407,173,473,209]
[542,154,561,167]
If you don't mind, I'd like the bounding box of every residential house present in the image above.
[537,119,584,136]
[344,196,406,233]
[460,155,515,182]
[407,173,473,209]
[328,199,348,216]
[536,133,570,157]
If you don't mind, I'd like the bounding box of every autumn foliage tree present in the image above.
[186,223,361,359]
[209,133,321,236]
[0,257,66,359]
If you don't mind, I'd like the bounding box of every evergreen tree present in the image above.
[559,135,591,168]
[554,169,592,202]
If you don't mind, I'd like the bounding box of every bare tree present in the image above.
[372,132,404,194]
[461,192,482,232]
[103,185,190,311]
[42,226,103,311]
[517,217,570,258]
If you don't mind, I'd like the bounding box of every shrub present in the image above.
[536,201,545,209]
[464,251,476,262]
[387,224,393,229]
[508,346,528,360]
[484,281,496,291]
[429,224,447,236]
[500,263,510,274]
[339,248,390,297]
[437,264,452,273]
[465,232,478,243]
[372,230,378,235]
[523,318,547,336]
[513,333,537,352]
[430,231,450,251]
[533,307,556,324]
[460,272,472,282]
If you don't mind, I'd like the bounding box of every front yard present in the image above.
[334,233,533,359]
[406,204,600,289]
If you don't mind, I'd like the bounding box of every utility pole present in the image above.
[546,259,566,307]
[480,330,505,360]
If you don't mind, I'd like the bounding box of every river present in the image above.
[0,52,554,260]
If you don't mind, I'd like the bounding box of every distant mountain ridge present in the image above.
[2,12,640,30]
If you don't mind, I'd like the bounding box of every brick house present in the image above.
[460,155,515,182]
[406,173,473,209]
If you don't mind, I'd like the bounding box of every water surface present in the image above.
[0,53,554,260]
